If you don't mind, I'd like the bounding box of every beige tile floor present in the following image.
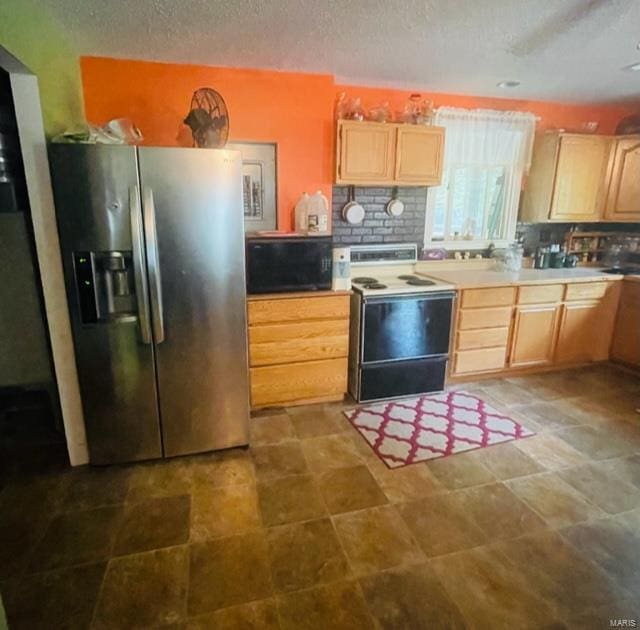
[1,364,640,629]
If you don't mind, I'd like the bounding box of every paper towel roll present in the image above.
[332,247,351,291]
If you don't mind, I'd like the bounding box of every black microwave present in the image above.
[246,236,333,294]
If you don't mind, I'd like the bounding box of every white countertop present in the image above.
[418,267,623,289]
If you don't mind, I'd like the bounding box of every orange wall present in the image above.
[81,57,335,230]
[81,56,639,230]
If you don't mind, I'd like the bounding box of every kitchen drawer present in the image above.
[250,358,347,407]
[249,319,349,366]
[517,284,564,304]
[457,327,510,350]
[454,347,507,375]
[458,306,512,330]
[248,295,350,325]
[460,287,515,309]
[564,282,609,302]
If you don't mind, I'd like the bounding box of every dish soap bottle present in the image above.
[294,192,310,234]
[307,190,329,234]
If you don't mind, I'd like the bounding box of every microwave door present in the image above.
[246,237,332,293]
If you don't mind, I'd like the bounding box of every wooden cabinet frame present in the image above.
[521,133,611,223]
[509,304,561,368]
[335,120,445,186]
[449,280,621,380]
[522,132,640,223]
[611,281,640,367]
[247,293,351,408]
[604,136,640,221]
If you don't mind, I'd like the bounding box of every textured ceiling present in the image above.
[40,0,640,103]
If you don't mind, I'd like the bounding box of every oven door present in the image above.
[361,292,455,364]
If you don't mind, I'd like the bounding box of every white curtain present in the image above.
[434,107,537,172]
[425,107,537,245]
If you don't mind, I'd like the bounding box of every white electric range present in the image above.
[347,244,456,403]
[350,244,454,296]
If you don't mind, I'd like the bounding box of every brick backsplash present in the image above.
[331,186,427,247]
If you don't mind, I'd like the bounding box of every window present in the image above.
[425,108,536,248]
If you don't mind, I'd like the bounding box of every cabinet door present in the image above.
[336,121,395,184]
[611,284,640,365]
[509,305,560,367]
[556,301,609,363]
[394,126,445,185]
[605,137,640,221]
[550,136,610,221]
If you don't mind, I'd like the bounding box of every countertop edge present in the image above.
[419,272,624,289]
[247,290,352,301]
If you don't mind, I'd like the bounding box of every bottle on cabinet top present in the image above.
[295,190,329,235]
[307,190,329,234]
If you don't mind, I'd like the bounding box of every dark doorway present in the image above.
[0,68,68,478]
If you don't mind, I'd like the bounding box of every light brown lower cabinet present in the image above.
[611,282,640,366]
[556,282,620,363]
[555,301,603,363]
[250,358,348,408]
[450,280,621,379]
[509,304,561,367]
[247,292,350,408]
[455,347,507,375]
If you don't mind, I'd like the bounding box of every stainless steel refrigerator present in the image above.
[50,144,250,465]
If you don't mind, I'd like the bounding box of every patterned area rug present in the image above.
[344,391,535,469]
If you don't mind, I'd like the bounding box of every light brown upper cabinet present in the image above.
[335,120,445,186]
[521,133,611,222]
[336,121,396,184]
[394,126,445,184]
[604,136,640,221]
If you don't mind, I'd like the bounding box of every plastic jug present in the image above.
[307,190,329,234]
[294,192,310,234]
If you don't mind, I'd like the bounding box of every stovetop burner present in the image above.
[352,276,378,284]
[406,278,436,286]
[397,274,418,280]
[363,282,388,289]
[602,267,640,276]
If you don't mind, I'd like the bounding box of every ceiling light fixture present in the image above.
[622,62,640,72]
[497,80,521,88]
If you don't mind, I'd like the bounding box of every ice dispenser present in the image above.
[74,251,136,323]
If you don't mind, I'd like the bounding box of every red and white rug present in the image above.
[344,391,535,469]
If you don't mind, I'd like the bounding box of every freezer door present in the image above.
[49,144,162,464]
[138,147,250,456]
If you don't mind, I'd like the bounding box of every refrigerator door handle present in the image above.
[129,186,152,344]
[142,186,165,343]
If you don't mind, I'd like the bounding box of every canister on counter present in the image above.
[332,247,351,291]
